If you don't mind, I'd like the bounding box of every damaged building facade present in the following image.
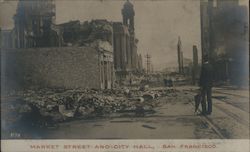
[2,20,115,90]
[113,0,143,81]
[1,0,144,90]
[200,0,249,86]
[1,0,114,90]
[12,0,60,48]
[3,46,114,90]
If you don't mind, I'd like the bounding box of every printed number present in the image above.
[10,132,21,138]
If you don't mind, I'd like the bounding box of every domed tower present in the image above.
[122,0,135,34]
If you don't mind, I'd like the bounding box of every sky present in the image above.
[0,0,248,70]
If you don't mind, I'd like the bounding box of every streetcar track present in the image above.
[212,96,249,113]
[213,90,249,99]
[186,90,249,115]
[185,90,249,139]
[186,90,249,127]
[212,102,249,127]
[188,100,226,139]
[211,96,249,127]
[214,99,246,113]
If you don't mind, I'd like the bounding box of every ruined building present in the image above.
[113,22,130,75]
[4,19,115,90]
[177,36,184,74]
[2,0,114,90]
[200,0,248,86]
[3,46,114,90]
[12,0,59,48]
[113,0,142,81]
[2,0,144,89]
[56,20,113,47]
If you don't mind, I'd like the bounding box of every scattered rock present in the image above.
[142,94,155,101]
[142,124,156,129]
[4,87,178,127]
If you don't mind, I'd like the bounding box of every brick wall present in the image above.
[1,47,101,91]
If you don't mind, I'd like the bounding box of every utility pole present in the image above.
[145,53,151,75]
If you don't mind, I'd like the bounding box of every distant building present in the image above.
[177,36,184,74]
[122,0,135,34]
[200,0,248,86]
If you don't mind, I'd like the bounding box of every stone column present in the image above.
[126,35,131,70]
[100,60,104,89]
[114,33,121,71]
[121,33,126,70]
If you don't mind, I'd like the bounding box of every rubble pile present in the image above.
[3,87,178,128]
[60,20,113,47]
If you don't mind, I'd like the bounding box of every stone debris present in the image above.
[3,87,178,128]
[59,20,113,47]
[142,124,156,129]
[139,84,149,91]
[142,94,155,101]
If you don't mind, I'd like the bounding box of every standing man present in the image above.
[199,55,213,115]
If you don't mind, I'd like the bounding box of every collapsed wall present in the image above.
[58,20,113,47]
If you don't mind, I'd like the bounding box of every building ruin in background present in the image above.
[113,0,142,82]
[177,36,184,74]
[200,0,249,86]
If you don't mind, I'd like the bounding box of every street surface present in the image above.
[35,86,249,139]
